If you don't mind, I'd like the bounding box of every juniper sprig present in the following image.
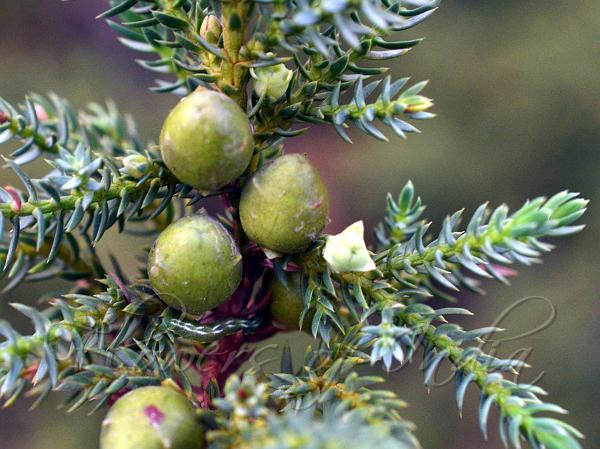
[0,2,587,449]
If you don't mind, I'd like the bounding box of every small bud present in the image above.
[323,221,376,273]
[121,154,150,179]
[403,96,434,113]
[200,14,222,45]
[245,39,265,55]
[250,64,293,101]
[34,104,49,121]
[3,185,22,213]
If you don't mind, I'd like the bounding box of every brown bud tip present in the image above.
[0,112,8,124]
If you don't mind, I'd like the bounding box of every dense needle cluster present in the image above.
[0,1,588,449]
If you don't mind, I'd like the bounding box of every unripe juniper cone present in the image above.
[148,215,242,315]
[240,154,329,253]
[159,88,254,192]
[270,272,306,330]
[100,386,204,449]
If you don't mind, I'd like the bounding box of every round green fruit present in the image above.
[270,272,307,330]
[240,154,329,253]
[160,88,254,192]
[100,386,203,449]
[148,215,242,315]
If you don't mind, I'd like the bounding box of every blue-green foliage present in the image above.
[0,2,587,449]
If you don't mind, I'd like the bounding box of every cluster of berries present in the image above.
[102,88,329,449]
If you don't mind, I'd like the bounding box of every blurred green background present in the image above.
[1,1,599,448]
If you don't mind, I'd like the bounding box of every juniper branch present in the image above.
[0,99,61,157]
[375,180,427,250]
[211,377,421,449]
[0,95,184,281]
[0,233,99,295]
[0,275,273,410]
[260,0,438,56]
[379,190,588,294]
[397,305,584,449]
[0,3,589,449]
[0,94,145,165]
[0,279,166,407]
